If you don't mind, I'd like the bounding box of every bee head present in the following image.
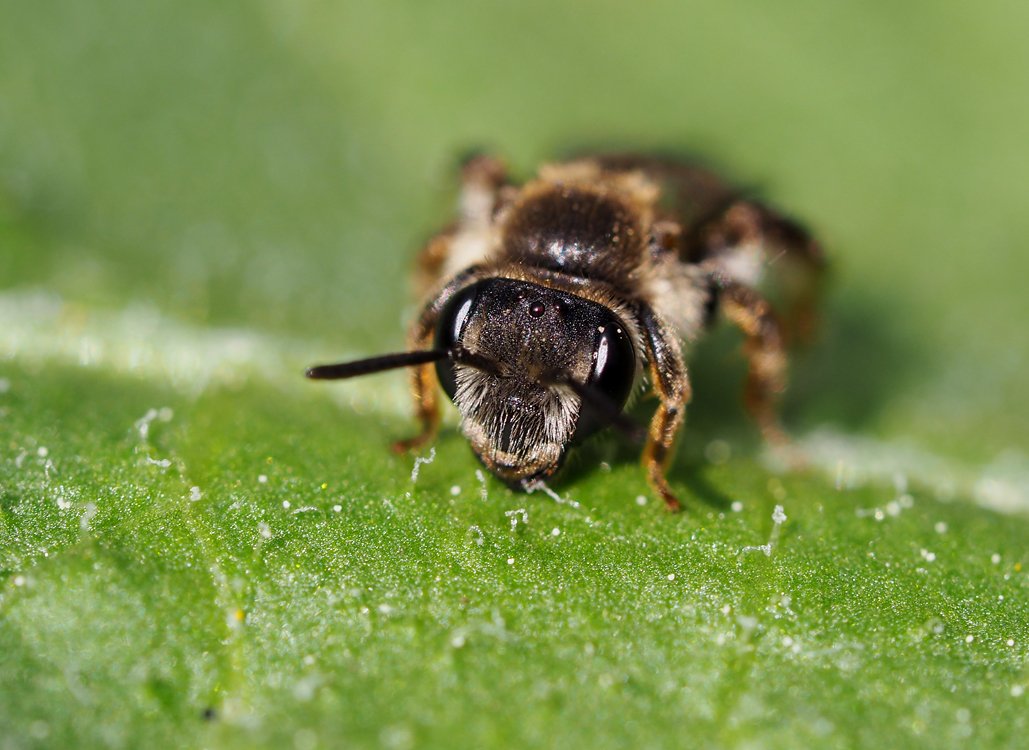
[434,278,637,483]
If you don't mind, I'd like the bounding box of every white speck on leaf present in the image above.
[79,502,97,531]
[522,478,580,509]
[189,486,202,502]
[505,508,528,531]
[134,406,172,441]
[226,608,245,630]
[736,615,758,632]
[410,447,436,483]
[292,677,321,704]
[449,485,461,496]
[380,724,414,750]
[741,505,787,556]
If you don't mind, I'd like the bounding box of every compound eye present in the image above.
[433,282,481,401]
[573,321,636,442]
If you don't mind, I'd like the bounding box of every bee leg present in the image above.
[392,266,482,454]
[742,202,825,346]
[696,199,826,345]
[395,158,506,453]
[389,310,440,453]
[459,152,508,201]
[413,154,508,298]
[413,231,458,300]
[637,305,692,511]
[391,360,440,454]
[718,281,789,445]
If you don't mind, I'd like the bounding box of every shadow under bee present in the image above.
[553,288,930,506]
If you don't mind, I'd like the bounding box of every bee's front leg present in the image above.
[636,304,693,512]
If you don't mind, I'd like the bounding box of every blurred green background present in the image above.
[4,0,1028,455]
[1,2,1027,749]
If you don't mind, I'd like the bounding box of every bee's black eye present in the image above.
[573,321,636,442]
[433,283,481,400]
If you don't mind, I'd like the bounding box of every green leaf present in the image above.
[2,2,1027,749]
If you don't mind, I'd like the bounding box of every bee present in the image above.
[307,154,824,510]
